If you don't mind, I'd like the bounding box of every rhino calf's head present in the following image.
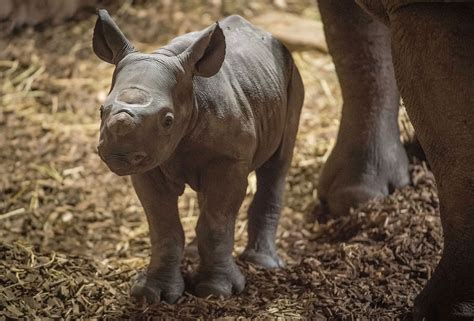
[93,9,226,175]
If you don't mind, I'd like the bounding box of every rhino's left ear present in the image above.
[93,9,135,65]
[181,22,226,77]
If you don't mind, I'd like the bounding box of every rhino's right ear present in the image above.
[93,9,135,65]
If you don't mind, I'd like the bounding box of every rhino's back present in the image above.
[155,15,289,64]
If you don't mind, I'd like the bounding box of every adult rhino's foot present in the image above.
[240,246,284,269]
[315,138,410,221]
[193,260,245,298]
[413,247,474,321]
[131,269,185,304]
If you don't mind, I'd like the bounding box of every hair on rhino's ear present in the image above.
[93,9,135,65]
[180,22,226,78]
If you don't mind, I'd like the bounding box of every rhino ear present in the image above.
[93,9,135,65]
[181,22,226,77]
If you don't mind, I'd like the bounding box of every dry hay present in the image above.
[1,1,440,319]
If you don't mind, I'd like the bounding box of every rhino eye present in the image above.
[163,112,174,128]
[99,105,104,118]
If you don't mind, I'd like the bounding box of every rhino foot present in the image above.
[130,269,185,304]
[193,261,245,298]
[413,247,474,321]
[240,248,284,269]
[315,137,410,221]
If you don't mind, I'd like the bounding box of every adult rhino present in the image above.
[316,1,474,320]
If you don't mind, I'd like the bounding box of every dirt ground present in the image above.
[0,1,441,320]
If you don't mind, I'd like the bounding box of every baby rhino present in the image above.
[93,9,304,303]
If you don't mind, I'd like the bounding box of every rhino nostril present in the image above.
[130,152,147,166]
[107,112,136,136]
[115,109,134,117]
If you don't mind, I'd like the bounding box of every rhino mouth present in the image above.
[109,167,139,176]
[99,152,153,176]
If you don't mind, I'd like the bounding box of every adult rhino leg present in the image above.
[316,0,409,219]
[389,4,474,320]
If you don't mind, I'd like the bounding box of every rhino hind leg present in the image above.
[315,0,410,222]
[241,63,304,269]
[240,155,289,269]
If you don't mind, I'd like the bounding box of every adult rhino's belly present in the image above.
[356,0,473,25]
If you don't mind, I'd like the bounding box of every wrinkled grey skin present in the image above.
[318,0,474,320]
[93,10,304,303]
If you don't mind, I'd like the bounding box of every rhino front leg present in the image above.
[316,0,410,220]
[130,169,185,304]
[193,160,248,298]
[389,4,474,320]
